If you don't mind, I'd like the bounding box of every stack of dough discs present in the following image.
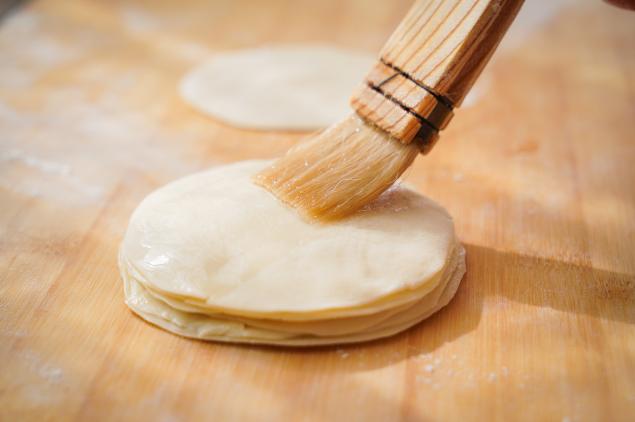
[179,45,375,130]
[119,161,465,346]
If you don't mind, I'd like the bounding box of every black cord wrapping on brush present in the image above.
[369,58,456,152]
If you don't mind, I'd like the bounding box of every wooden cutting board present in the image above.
[1,0,634,420]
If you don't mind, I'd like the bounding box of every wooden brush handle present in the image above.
[351,0,524,152]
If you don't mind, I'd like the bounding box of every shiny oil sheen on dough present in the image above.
[119,160,465,345]
[179,46,375,130]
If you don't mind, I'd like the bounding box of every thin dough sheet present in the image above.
[180,45,374,130]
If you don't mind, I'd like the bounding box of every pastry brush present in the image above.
[255,0,524,220]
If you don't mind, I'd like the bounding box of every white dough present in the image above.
[179,45,375,130]
[119,160,465,345]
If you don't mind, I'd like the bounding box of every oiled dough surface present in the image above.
[120,161,458,317]
[179,46,374,130]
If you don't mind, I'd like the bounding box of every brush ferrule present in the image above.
[350,61,454,153]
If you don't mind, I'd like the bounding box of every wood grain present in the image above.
[352,0,523,145]
[381,0,523,104]
[1,0,635,420]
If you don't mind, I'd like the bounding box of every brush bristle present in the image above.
[254,115,419,221]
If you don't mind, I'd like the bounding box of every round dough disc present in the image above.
[179,45,375,130]
[119,160,465,345]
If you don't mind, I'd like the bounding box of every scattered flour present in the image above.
[409,352,516,390]
[1,149,71,176]
[0,11,101,91]
[21,350,64,384]
[0,70,193,205]
[336,349,350,359]
[1,6,211,208]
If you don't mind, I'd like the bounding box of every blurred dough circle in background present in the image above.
[179,45,374,131]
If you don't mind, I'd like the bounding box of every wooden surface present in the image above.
[1,0,635,420]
